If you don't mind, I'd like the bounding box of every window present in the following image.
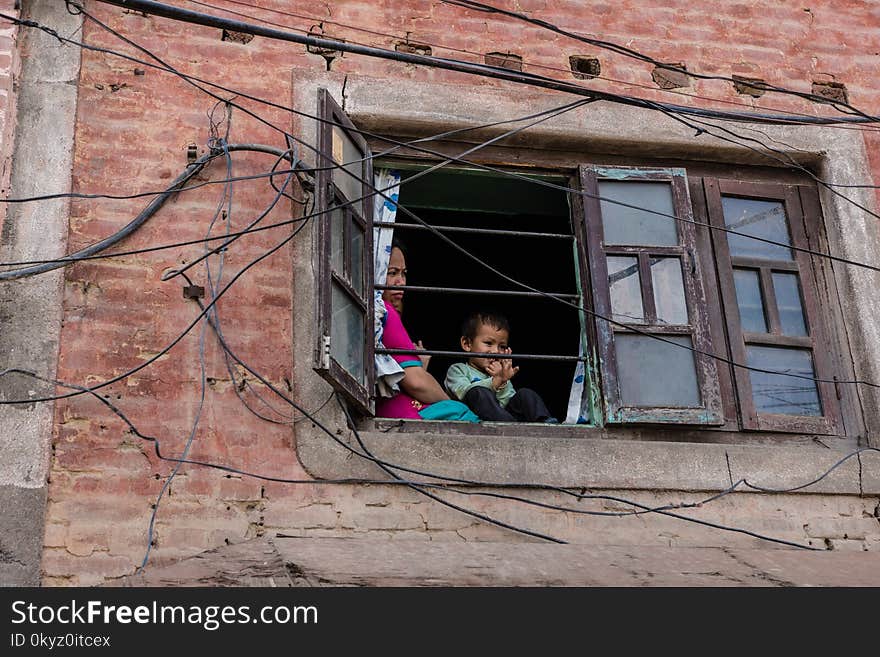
[581,167,722,425]
[379,166,581,422]
[313,89,375,415]
[703,179,841,434]
[314,89,845,436]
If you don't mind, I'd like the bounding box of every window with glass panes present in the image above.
[313,89,374,415]
[704,179,840,434]
[313,89,845,435]
[580,167,723,425]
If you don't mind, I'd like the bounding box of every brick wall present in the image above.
[41,0,880,584]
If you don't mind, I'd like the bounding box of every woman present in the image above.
[376,240,479,422]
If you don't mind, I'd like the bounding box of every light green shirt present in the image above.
[445,362,515,408]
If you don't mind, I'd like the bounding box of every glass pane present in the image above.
[607,256,644,323]
[599,180,678,246]
[331,283,365,384]
[331,125,365,214]
[773,272,807,336]
[330,206,344,274]
[651,257,688,325]
[733,268,767,333]
[722,196,792,260]
[351,220,365,296]
[616,334,700,407]
[747,346,821,416]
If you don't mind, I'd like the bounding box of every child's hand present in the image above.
[484,359,503,389]
[487,351,518,389]
[484,358,502,378]
[499,348,519,383]
[414,340,431,369]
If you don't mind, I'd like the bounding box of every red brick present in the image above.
[33,0,880,585]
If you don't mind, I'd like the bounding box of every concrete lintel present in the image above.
[299,71,869,168]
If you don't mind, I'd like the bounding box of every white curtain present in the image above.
[565,240,592,424]
[373,169,405,398]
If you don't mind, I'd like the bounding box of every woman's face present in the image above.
[383,247,407,314]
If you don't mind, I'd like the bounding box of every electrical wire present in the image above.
[71,2,880,277]
[440,0,879,122]
[181,138,301,426]
[87,5,880,274]
[4,126,876,279]
[0,143,297,281]
[82,0,880,127]
[4,7,868,556]
[11,1,880,276]
[199,112,296,424]
[2,146,875,405]
[334,395,566,543]
[2,147,877,407]
[193,0,880,136]
[0,161,304,204]
[62,2,880,552]
[12,365,872,552]
[0,195,313,405]
[0,98,602,271]
[3,1,872,456]
[138,287,209,572]
[335,396,827,550]
[0,118,875,296]
[641,99,880,227]
[8,6,880,281]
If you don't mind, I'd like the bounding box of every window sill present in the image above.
[296,419,874,495]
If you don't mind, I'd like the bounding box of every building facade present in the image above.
[1,0,880,585]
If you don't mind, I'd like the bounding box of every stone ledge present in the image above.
[111,536,880,587]
[297,425,875,495]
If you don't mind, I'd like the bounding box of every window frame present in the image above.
[703,178,842,435]
[313,88,375,415]
[580,166,724,426]
[312,90,849,436]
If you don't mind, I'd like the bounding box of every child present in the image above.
[444,311,558,423]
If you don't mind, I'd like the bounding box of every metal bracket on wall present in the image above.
[182,285,205,299]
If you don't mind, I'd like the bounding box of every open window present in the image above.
[704,179,841,434]
[381,166,584,423]
[580,166,723,425]
[313,89,375,414]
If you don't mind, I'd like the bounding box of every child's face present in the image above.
[461,323,510,374]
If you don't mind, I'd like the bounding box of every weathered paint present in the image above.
[594,166,688,180]
[12,0,879,585]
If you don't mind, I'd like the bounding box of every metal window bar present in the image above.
[375,221,574,240]
[377,284,580,300]
[377,348,586,362]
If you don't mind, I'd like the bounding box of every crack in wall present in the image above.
[857,452,864,496]
[722,548,798,587]
[0,543,26,567]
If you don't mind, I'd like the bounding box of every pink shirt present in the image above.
[376,301,425,419]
